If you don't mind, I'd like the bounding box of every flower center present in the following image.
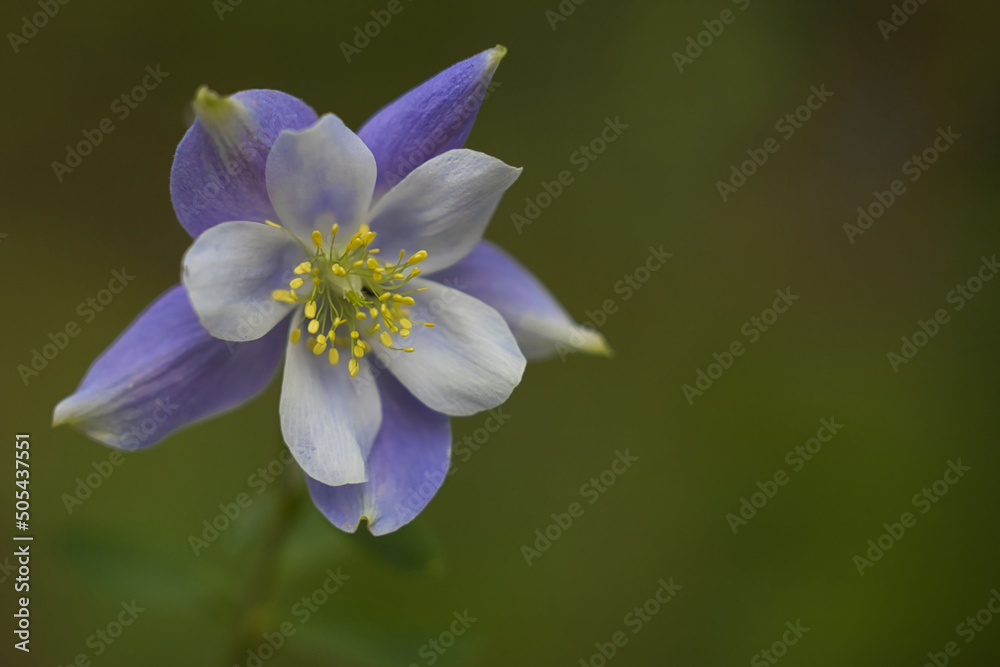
[269,221,434,378]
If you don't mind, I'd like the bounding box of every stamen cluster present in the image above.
[269,221,434,377]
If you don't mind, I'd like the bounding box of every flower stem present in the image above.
[223,446,304,666]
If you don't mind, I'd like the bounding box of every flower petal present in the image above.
[279,327,382,486]
[306,373,451,535]
[170,89,318,238]
[359,46,507,198]
[53,285,285,450]
[367,149,521,273]
[429,241,611,360]
[265,114,377,241]
[369,278,525,416]
[182,221,306,342]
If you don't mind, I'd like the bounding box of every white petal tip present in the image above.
[575,328,614,358]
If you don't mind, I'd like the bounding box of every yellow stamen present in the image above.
[290,329,301,344]
[332,263,347,277]
[312,339,327,355]
[380,331,393,347]
[348,359,359,378]
[294,261,312,274]
[289,278,304,289]
[399,318,412,329]
[353,344,365,358]
[406,250,428,265]
[311,230,323,247]
[403,347,415,353]
[400,329,410,338]
[366,257,379,269]
[307,319,320,334]
[304,301,317,318]
[328,348,339,365]
[356,311,367,320]
[265,220,281,228]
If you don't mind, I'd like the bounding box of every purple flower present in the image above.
[54,47,610,535]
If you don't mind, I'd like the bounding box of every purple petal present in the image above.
[307,373,451,535]
[170,89,318,238]
[429,241,611,361]
[358,46,506,198]
[53,285,286,450]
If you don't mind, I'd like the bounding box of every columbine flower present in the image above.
[53,46,609,534]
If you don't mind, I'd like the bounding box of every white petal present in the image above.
[367,149,521,273]
[369,278,525,416]
[279,329,382,486]
[265,114,377,240]
[182,221,304,342]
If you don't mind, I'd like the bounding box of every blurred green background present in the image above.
[2,0,999,665]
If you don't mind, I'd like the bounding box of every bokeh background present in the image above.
[2,0,999,665]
